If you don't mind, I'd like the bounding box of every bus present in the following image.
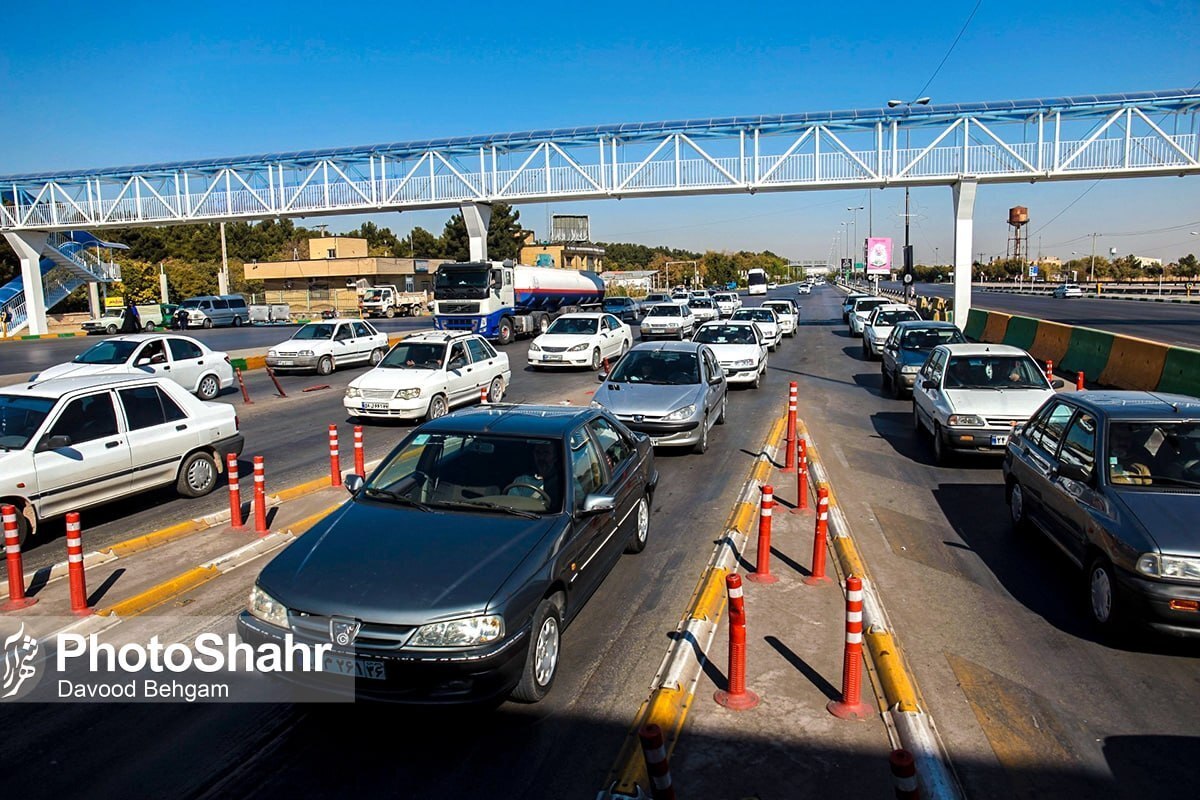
[747,268,768,296]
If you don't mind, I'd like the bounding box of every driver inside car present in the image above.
[505,441,562,509]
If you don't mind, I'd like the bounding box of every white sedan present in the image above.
[639,303,697,340]
[30,333,235,401]
[688,298,721,325]
[762,300,799,337]
[731,307,782,351]
[862,304,921,360]
[267,318,389,375]
[692,321,767,388]
[528,313,632,370]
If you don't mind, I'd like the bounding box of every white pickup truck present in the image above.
[81,304,164,334]
[359,286,426,318]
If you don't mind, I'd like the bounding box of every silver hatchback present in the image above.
[592,341,727,453]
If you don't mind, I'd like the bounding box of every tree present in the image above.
[1177,253,1198,278]
[409,226,444,259]
[440,202,525,262]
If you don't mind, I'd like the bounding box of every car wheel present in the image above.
[716,395,728,424]
[203,318,213,329]
[1008,480,1031,533]
[497,317,515,346]
[912,402,923,435]
[511,595,564,703]
[752,366,762,390]
[862,341,870,360]
[316,355,334,376]
[427,394,449,420]
[625,494,651,554]
[196,374,220,401]
[620,339,629,356]
[880,367,891,396]
[932,422,949,465]
[693,415,710,454]
[1088,556,1125,633]
[106,324,118,335]
[536,313,550,334]
[176,451,218,498]
[385,307,396,319]
[369,347,385,366]
[143,321,156,331]
[233,316,242,328]
[591,348,602,371]
[487,376,504,403]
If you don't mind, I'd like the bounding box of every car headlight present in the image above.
[248,585,289,628]
[732,358,756,368]
[345,386,362,398]
[529,341,542,352]
[663,403,697,421]
[395,387,422,400]
[267,350,277,358]
[900,364,921,373]
[1137,553,1200,583]
[589,400,603,408]
[298,349,314,357]
[948,415,986,427]
[409,614,504,648]
[568,342,589,352]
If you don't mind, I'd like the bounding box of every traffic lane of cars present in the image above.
[0,332,788,800]
[794,290,1200,798]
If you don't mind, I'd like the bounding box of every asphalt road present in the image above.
[882,281,1200,348]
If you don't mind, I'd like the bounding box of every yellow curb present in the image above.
[866,630,921,712]
[104,519,207,558]
[271,475,334,503]
[690,566,730,622]
[613,686,692,792]
[831,535,869,582]
[286,502,345,536]
[96,566,220,617]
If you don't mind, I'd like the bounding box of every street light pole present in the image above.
[1089,232,1100,284]
[888,96,931,299]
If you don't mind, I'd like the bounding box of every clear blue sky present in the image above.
[3,1,1197,263]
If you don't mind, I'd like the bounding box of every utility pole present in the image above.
[888,96,931,301]
[1089,232,1100,285]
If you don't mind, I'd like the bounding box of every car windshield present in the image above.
[694,325,756,345]
[873,310,919,327]
[547,317,598,335]
[944,355,1047,389]
[366,434,563,513]
[602,299,629,310]
[1108,421,1200,490]
[734,310,774,323]
[74,340,139,364]
[0,395,55,451]
[379,342,446,369]
[608,350,700,385]
[647,305,682,317]
[690,299,714,308]
[855,299,888,313]
[764,304,792,315]
[900,327,965,351]
[179,299,204,309]
[292,323,334,341]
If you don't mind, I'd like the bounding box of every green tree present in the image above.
[409,226,444,259]
[1177,253,1199,278]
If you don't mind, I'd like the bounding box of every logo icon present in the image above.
[329,618,362,648]
[2,623,39,700]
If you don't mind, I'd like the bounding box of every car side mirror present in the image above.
[579,494,616,516]
[1051,378,1065,389]
[449,358,467,370]
[921,379,938,390]
[1055,463,1091,483]
[709,374,724,385]
[37,434,72,452]
[597,371,609,382]
[345,474,365,495]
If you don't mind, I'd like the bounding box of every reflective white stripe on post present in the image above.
[2,513,15,523]
[6,544,19,554]
[848,589,863,602]
[846,631,862,644]
[651,774,672,790]
[67,538,82,548]
[896,775,918,792]
[68,553,83,563]
[847,610,862,623]
[728,585,743,599]
[644,744,667,764]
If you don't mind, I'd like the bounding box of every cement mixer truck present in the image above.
[432,261,605,345]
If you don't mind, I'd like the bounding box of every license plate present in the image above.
[990,435,1009,446]
[544,354,562,361]
[364,401,389,410]
[322,654,386,680]
[277,360,293,366]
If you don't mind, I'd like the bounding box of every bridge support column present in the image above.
[4,232,49,335]
[460,202,492,262]
[88,282,102,318]
[951,180,977,330]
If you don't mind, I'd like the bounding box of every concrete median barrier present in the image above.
[1156,346,1200,398]
[981,311,1012,344]
[1060,327,1115,382]
[1001,315,1039,351]
[964,309,988,341]
[1028,319,1074,366]
[1099,334,1171,391]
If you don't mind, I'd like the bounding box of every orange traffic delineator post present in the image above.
[2,504,36,610]
[890,748,920,799]
[65,512,91,616]
[793,436,809,513]
[253,456,269,536]
[235,368,253,404]
[803,485,833,586]
[480,386,488,405]
[265,364,288,397]
[1045,359,1055,382]
[746,485,779,584]
[784,381,798,472]
[714,573,760,710]
[828,575,874,720]
[354,425,366,476]
[227,453,244,530]
[603,356,612,374]
[638,723,677,800]
[1076,371,1086,391]
[328,424,342,487]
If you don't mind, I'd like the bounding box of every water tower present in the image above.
[1006,206,1029,263]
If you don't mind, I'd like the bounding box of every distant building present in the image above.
[600,270,657,291]
[1135,256,1163,268]
[1036,256,1062,268]
[518,231,605,270]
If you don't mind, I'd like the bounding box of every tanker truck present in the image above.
[432,260,605,345]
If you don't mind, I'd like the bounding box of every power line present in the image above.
[915,0,984,99]
[1028,181,1099,237]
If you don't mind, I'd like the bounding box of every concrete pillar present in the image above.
[88,282,102,318]
[159,265,170,303]
[4,232,49,335]
[460,202,492,262]
[952,181,977,330]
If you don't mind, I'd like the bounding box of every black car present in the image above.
[238,404,658,703]
[1003,391,1200,637]
[602,296,642,324]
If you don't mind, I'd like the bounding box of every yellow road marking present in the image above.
[97,566,219,617]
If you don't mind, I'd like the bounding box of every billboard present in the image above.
[866,237,893,275]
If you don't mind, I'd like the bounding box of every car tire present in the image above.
[106,324,118,335]
[1007,480,1031,533]
[316,355,334,376]
[511,594,564,703]
[880,367,892,396]
[1087,556,1126,635]
[369,348,385,366]
[752,366,762,390]
[693,415,710,454]
[932,422,949,465]
[176,451,218,498]
[196,374,221,401]
[912,401,924,435]
[143,321,156,332]
[862,341,870,360]
[625,494,651,554]
[487,376,504,403]
[427,394,449,420]
[620,340,629,356]
[497,317,515,346]
[203,318,213,329]
[536,313,550,334]
[716,395,727,424]
[385,308,396,319]
[591,348,602,371]
[233,317,242,328]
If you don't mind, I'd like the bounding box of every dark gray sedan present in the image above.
[238,404,658,704]
[1003,391,1200,637]
[879,321,966,398]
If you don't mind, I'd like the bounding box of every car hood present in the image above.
[349,367,440,389]
[37,362,134,380]
[257,500,560,624]
[942,388,1054,417]
[596,381,703,416]
[705,343,762,362]
[534,333,595,348]
[1109,491,1200,557]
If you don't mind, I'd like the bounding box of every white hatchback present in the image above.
[30,333,235,401]
[713,293,741,317]
[344,332,511,421]
[730,307,782,351]
[267,318,389,375]
[528,312,632,370]
[761,300,799,337]
[862,304,922,360]
[692,321,767,388]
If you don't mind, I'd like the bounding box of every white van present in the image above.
[178,295,251,328]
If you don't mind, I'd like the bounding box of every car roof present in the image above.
[414,404,604,438]
[893,320,958,330]
[300,317,372,325]
[698,319,755,328]
[871,304,916,313]
[938,343,1030,357]
[85,333,190,343]
[403,331,478,343]
[5,373,174,398]
[552,312,607,319]
[629,340,706,354]
[1059,391,1200,420]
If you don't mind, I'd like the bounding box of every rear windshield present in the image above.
[873,310,920,327]
[900,327,965,350]
[854,299,889,312]
[694,325,756,345]
[647,305,682,317]
[734,309,775,323]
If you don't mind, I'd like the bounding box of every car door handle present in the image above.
[175,424,188,431]
[197,360,204,365]
[162,365,170,371]
[105,440,121,449]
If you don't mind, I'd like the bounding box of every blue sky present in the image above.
[3,1,1197,263]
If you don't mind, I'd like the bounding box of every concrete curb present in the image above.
[798,419,963,800]
[600,412,786,799]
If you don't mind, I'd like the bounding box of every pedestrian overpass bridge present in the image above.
[3,89,1198,334]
